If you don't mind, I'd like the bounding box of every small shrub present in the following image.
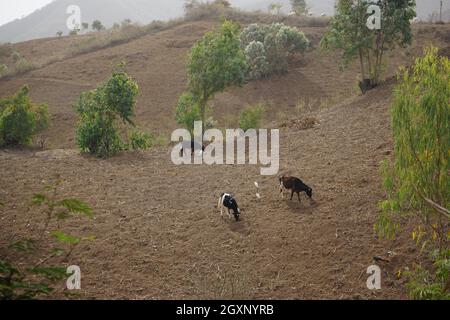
[14,58,36,75]
[405,249,450,300]
[184,0,231,21]
[92,20,105,32]
[30,103,50,132]
[239,104,265,131]
[128,130,154,151]
[69,29,79,36]
[0,86,49,147]
[11,51,21,62]
[0,64,7,76]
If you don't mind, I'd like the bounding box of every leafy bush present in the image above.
[92,20,105,32]
[241,22,309,78]
[405,249,450,300]
[11,51,21,62]
[75,67,152,157]
[0,86,49,147]
[376,47,449,299]
[129,130,154,151]
[14,58,36,75]
[245,41,269,80]
[239,104,265,131]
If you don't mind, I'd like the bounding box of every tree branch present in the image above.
[424,197,450,220]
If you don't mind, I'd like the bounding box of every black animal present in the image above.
[279,175,313,203]
[217,193,241,222]
[180,141,205,157]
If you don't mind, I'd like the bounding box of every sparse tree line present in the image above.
[57,19,136,38]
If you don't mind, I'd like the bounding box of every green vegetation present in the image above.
[290,0,307,15]
[0,177,94,299]
[175,92,202,134]
[0,86,49,147]
[182,20,247,131]
[92,20,105,32]
[268,3,283,15]
[240,23,309,79]
[321,0,416,88]
[405,249,450,300]
[0,64,7,76]
[128,130,154,151]
[11,51,21,63]
[75,66,152,158]
[14,58,36,75]
[376,48,449,299]
[239,104,265,131]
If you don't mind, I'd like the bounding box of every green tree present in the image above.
[321,0,416,89]
[56,31,63,38]
[81,22,89,31]
[290,0,307,15]
[376,48,449,297]
[75,67,151,157]
[92,20,105,32]
[186,20,247,131]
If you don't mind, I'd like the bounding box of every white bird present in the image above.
[255,182,261,200]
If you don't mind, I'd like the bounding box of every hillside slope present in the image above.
[0,80,418,299]
[0,19,449,299]
[0,0,183,43]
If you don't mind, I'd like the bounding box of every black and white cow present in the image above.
[217,193,241,222]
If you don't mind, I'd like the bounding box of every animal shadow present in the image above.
[286,197,319,214]
[227,218,251,236]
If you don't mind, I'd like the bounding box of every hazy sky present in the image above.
[0,0,53,26]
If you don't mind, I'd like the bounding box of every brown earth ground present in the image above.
[0,19,449,299]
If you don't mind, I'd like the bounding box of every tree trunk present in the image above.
[200,97,207,133]
[359,48,366,81]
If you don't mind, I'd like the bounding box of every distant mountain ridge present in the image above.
[0,0,184,43]
[0,0,448,43]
